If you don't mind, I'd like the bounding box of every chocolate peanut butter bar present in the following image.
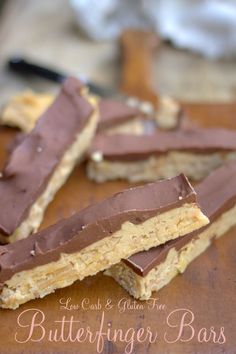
[0,77,98,243]
[0,175,208,309]
[87,128,236,183]
[106,162,236,300]
[1,91,154,135]
[97,99,153,134]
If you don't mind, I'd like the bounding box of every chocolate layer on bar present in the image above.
[0,77,92,236]
[0,175,196,284]
[90,128,236,161]
[124,162,236,276]
[97,99,142,131]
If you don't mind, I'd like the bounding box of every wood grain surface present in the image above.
[0,104,236,354]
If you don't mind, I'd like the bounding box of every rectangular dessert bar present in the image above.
[99,97,182,133]
[0,77,98,243]
[1,91,155,135]
[97,99,153,135]
[87,128,236,182]
[105,162,236,300]
[0,175,208,309]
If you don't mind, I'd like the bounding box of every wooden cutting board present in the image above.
[0,104,236,354]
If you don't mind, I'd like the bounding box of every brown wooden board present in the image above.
[0,104,236,354]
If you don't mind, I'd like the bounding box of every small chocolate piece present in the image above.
[0,175,201,284]
[90,128,236,161]
[97,99,143,132]
[0,77,92,237]
[124,161,236,276]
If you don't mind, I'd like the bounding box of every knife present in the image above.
[8,56,114,98]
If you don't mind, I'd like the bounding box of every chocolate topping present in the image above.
[97,99,142,131]
[0,175,196,284]
[0,77,92,236]
[7,132,26,154]
[90,128,236,161]
[124,161,236,276]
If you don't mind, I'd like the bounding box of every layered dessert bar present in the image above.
[0,77,98,243]
[1,92,154,135]
[0,175,208,309]
[106,162,236,299]
[97,98,154,135]
[88,128,236,182]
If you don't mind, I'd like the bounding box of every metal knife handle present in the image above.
[120,30,160,107]
[8,56,67,83]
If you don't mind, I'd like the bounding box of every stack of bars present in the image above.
[0,77,235,310]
